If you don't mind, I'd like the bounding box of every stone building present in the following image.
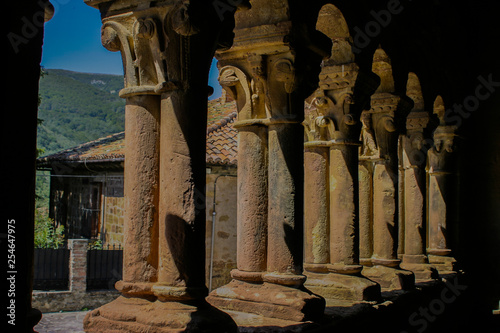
[7,0,500,332]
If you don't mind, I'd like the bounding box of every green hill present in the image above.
[37,69,126,156]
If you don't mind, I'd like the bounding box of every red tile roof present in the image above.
[206,111,237,165]
[38,96,238,167]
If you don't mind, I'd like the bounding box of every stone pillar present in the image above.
[399,73,438,281]
[265,120,306,284]
[68,239,90,293]
[304,143,329,268]
[154,89,208,301]
[426,96,460,276]
[302,4,380,304]
[233,125,268,278]
[119,95,160,296]
[84,1,238,332]
[358,110,379,267]
[207,0,326,321]
[360,47,415,291]
[358,160,374,266]
[212,66,270,286]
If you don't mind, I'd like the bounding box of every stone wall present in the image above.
[205,166,238,290]
[102,196,125,246]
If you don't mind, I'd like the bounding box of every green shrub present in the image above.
[88,239,103,250]
[34,208,65,249]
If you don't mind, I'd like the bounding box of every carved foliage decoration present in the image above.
[402,72,430,168]
[304,4,362,144]
[102,20,137,88]
[427,96,459,173]
[219,54,298,122]
[218,65,253,121]
[99,0,208,97]
[366,47,411,160]
[171,0,200,36]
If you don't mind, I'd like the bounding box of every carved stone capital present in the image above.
[427,96,460,174]
[99,7,174,98]
[217,51,301,125]
[91,0,228,98]
[402,73,431,168]
[365,48,412,161]
[304,5,378,146]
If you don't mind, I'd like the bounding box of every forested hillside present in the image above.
[37,69,125,155]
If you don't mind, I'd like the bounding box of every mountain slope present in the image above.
[37,69,126,155]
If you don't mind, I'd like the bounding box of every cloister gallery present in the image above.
[6,0,500,332]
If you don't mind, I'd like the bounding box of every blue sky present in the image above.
[41,0,221,98]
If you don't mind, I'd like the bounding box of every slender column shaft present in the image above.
[266,122,304,278]
[372,162,399,266]
[122,95,160,285]
[155,90,208,299]
[404,166,426,256]
[427,171,453,254]
[234,125,268,275]
[358,161,373,263]
[304,145,330,266]
[329,145,360,269]
[398,140,405,259]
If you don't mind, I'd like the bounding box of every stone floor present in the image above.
[32,278,499,333]
[34,311,89,333]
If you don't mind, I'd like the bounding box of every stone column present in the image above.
[208,1,327,321]
[84,2,238,332]
[399,73,438,281]
[210,66,269,285]
[154,89,208,301]
[358,111,378,266]
[265,119,305,284]
[426,96,460,276]
[302,4,380,304]
[304,142,329,269]
[358,160,374,266]
[119,95,160,297]
[233,125,268,278]
[360,47,415,291]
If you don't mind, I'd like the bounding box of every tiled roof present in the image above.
[37,132,125,166]
[37,96,238,167]
[208,95,237,126]
[206,111,237,165]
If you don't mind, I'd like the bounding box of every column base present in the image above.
[359,258,373,267]
[304,271,381,304]
[84,296,238,333]
[401,255,439,282]
[206,279,325,322]
[361,265,415,291]
[427,254,458,276]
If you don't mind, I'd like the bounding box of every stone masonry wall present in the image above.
[205,166,238,290]
[102,196,125,246]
